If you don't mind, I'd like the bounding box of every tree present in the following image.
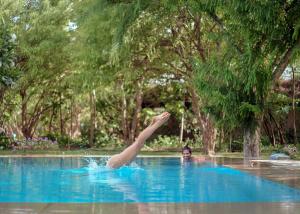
[9,0,73,138]
[193,0,300,158]
[0,1,20,127]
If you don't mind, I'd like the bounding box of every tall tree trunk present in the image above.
[189,87,216,155]
[48,106,55,133]
[180,110,184,144]
[20,88,51,139]
[201,114,217,155]
[219,126,224,151]
[243,123,261,158]
[121,82,129,144]
[72,105,81,138]
[229,132,232,152]
[20,88,31,139]
[59,94,64,136]
[0,89,5,126]
[89,90,96,147]
[292,66,297,145]
[70,98,74,139]
[269,112,286,145]
[263,117,276,146]
[129,77,143,144]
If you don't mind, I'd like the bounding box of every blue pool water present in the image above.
[0,157,300,203]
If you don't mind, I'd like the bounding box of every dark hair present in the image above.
[182,145,192,154]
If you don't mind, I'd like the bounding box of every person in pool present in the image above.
[106,112,170,169]
[182,145,206,162]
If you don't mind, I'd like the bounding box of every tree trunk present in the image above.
[219,126,224,151]
[263,117,275,146]
[72,104,81,138]
[20,88,51,139]
[189,87,216,155]
[180,110,184,144]
[229,132,232,152]
[201,114,217,155]
[0,88,5,126]
[59,94,64,136]
[20,89,31,139]
[70,98,74,139]
[121,82,129,144]
[89,90,96,147]
[243,124,261,158]
[292,66,297,145]
[129,78,143,144]
[48,106,55,133]
[269,112,285,145]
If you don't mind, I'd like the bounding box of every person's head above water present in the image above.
[182,145,192,160]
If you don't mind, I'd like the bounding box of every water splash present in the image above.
[82,157,143,171]
[83,157,110,169]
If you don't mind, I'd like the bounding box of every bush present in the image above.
[0,132,11,150]
[94,132,121,148]
[146,135,182,150]
[13,138,59,150]
[80,121,122,148]
[44,133,57,142]
[261,136,270,146]
[56,135,89,149]
[230,140,243,152]
[282,144,297,158]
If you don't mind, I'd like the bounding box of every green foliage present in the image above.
[265,144,298,159]
[193,0,300,139]
[0,21,17,88]
[146,135,182,150]
[0,132,11,150]
[261,135,271,147]
[0,0,299,154]
[94,131,122,148]
[239,102,262,122]
[230,140,243,152]
[13,138,59,150]
[55,135,89,149]
[80,121,121,148]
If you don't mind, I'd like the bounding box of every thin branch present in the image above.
[206,11,243,54]
[272,36,300,82]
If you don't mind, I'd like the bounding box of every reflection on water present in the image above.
[0,157,300,203]
[84,158,149,214]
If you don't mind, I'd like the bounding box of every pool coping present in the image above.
[251,159,300,165]
[1,202,300,214]
[0,154,183,157]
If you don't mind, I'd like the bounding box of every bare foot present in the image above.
[150,112,170,127]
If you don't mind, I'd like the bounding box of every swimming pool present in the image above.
[0,157,300,203]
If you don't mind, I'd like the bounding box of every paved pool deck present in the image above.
[1,156,300,214]
[1,202,300,214]
[219,157,300,189]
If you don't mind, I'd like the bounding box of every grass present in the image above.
[0,149,265,158]
[0,149,232,156]
[0,149,299,159]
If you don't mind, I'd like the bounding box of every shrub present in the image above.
[230,140,243,152]
[56,135,89,149]
[94,132,121,148]
[0,132,11,150]
[13,138,59,150]
[282,144,297,158]
[146,135,182,150]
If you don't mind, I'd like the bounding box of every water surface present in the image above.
[0,157,300,203]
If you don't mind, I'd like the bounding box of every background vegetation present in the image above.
[0,0,299,158]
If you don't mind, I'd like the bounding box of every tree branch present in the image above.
[272,35,300,82]
[206,11,243,54]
